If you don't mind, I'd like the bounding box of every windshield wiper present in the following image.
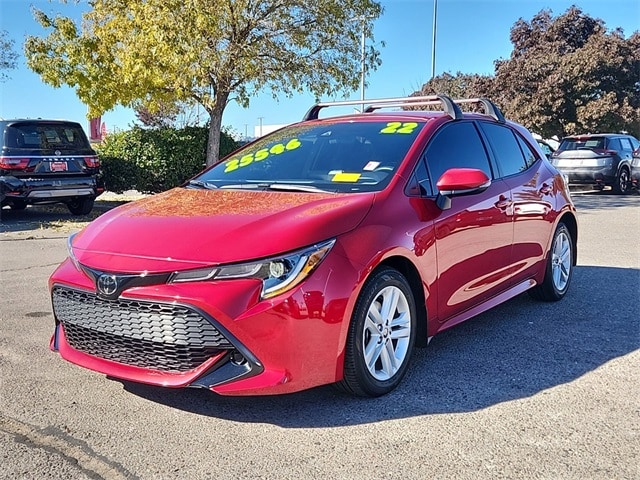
[219,183,264,190]
[266,183,335,194]
[186,180,218,190]
[206,182,334,193]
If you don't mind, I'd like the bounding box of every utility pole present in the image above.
[257,117,264,137]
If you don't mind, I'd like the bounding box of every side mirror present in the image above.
[435,168,491,210]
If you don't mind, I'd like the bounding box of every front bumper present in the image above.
[0,174,102,204]
[49,248,360,395]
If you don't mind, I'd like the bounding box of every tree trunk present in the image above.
[206,108,224,167]
[205,92,229,167]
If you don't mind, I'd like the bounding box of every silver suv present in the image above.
[551,133,640,194]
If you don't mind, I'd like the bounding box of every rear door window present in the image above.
[607,138,622,151]
[479,122,529,177]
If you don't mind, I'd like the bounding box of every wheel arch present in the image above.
[375,256,429,348]
[617,160,631,175]
[558,211,578,266]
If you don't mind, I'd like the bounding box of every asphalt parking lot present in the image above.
[0,190,638,480]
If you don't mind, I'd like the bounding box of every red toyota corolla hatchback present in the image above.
[49,96,577,397]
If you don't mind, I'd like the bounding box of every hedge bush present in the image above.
[97,125,238,193]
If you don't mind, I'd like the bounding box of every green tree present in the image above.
[98,125,238,193]
[0,30,19,82]
[24,0,383,166]
[493,6,640,138]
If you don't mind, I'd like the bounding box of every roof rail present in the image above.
[302,95,505,123]
[302,95,462,121]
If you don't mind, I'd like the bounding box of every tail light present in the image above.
[0,156,30,169]
[83,156,100,168]
[592,149,617,156]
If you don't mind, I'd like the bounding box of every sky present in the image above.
[1,0,639,138]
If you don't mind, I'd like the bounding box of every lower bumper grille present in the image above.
[52,286,232,372]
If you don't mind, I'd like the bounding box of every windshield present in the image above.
[192,120,425,193]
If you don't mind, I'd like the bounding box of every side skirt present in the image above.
[434,278,536,336]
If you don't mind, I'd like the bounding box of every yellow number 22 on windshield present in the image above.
[379,122,419,134]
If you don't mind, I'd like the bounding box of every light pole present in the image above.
[352,14,374,113]
[360,19,366,113]
[431,0,438,79]
[257,117,264,137]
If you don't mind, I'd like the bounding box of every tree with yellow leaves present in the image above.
[25,0,383,165]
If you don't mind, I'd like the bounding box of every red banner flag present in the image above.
[89,117,102,141]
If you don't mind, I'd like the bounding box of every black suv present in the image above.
[551,133,640,194]
[0,119,103,216]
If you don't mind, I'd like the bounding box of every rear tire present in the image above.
[529,223,573,302]
[338,268,416,397]
[67,197,95,215]
[612,167,630,195]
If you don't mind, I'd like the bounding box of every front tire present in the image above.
[529,223,574,302]
[67,197,95,215]
[338,268,416,397]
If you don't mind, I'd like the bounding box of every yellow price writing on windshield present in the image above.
[224,138,302,173]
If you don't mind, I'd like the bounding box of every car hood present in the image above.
[72,188,374,273]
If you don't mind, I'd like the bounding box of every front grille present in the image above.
[52,286,232,372]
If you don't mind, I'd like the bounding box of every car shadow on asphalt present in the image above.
[119,264,639,427]
[570,189,640,212]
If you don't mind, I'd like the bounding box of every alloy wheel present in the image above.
[551,230,572,292]
[362,285,412,381]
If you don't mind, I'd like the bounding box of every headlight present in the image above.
[169,239,336,299]
[67,233,82,270]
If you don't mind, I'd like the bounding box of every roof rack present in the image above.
[454,98,505,123]
[302,95,505,123]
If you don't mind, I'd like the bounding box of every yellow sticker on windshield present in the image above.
[380,122,419,134]
[332,172,361,182]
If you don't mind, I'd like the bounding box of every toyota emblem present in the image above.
[54,150,62,156]
[97,274,118,297]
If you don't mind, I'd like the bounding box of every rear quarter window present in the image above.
[619,138,633,152]
[517,136,540,167]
